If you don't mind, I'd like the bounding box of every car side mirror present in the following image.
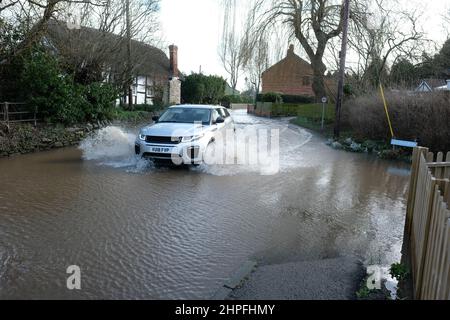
[215,117,225,124]
[152,116,160,122]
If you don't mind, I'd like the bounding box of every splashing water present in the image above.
[193,121,313,176]
[79,126,141,168]
[79,112,314,176]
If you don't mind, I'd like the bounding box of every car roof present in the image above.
[169,104,223,110]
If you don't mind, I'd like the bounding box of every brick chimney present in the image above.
[169,44,179,78]
[287,44,295,56]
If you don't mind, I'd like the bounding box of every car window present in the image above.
[216,108,225,118]
[211,109,221,123]
[159,108,211,125]
[217,108,231,118]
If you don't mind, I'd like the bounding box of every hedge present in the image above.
[256,93,315,104]
[271,103,335,123]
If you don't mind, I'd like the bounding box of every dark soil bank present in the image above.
[0,121,111,157]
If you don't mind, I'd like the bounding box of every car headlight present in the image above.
[182,134,204,142]
[139,134,146,141]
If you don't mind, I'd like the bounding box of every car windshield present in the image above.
[158,108,211,125]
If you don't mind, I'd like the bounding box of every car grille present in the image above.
[145,136,181,144]
[143,152,174,159]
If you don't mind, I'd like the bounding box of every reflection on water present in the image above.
[0,110,410,299]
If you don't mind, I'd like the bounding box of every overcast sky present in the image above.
[160,0,450,90]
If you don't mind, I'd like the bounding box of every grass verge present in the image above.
[288,104,412,162]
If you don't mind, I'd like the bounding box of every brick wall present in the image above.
[262,45,315,97]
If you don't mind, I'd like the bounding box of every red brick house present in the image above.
[261,45,315,97]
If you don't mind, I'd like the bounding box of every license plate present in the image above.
[151,147,172,153]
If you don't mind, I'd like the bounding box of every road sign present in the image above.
[321,97,327,129]
[391,139,418,148]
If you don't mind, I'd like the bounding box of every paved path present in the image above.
[229,257,365,300]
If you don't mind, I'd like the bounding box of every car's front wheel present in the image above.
[203,140,217,165]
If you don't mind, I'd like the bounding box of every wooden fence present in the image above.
[0,102,38,130]
[406,147,450,299]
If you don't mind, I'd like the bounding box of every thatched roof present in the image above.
[44,20,170,80]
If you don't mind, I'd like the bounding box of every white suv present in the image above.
[135,105,235,165]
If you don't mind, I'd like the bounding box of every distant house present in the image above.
[415,80,433,92]
[415,79,450,92]
[435,80,450,91]
[225,83,240,96]
[44,20,181,105]
[262,45,315,97]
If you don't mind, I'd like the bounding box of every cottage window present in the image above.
[146,81,154,97]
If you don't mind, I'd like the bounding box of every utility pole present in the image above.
[334,0,350,139]
[126,0,133,110]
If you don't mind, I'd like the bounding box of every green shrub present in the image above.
[280,94,314,104]
[344,84,353,96]
[390,263,410,281]
[83,82,118,122]
[181,73,226,104]
[239,95,255,104]
[20,51,84,124]
[113,109,152,123]
[272,103,335,122]
[221,94,242,104]
[133,104,166,112]
[356,285,372,299]
[19,49,118,125]
[257,93,314,104]
[262,92,283,103]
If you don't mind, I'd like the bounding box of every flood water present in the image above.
[0,110,410,299]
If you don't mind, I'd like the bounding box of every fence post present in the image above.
[5,102,9,131]
[406,147,428,235]
[406,147,450,300]
[34,105,38,127]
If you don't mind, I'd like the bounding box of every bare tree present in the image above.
[0,0,106,62]
[250,0,346,98]
[240,3,282,99]
[0,0,20,13]
[348,0,426,88]
[443,8,450,38]
[54,0,161,108]
[219,0,248,92]
[75,0,160,44]
[244,36,269,98]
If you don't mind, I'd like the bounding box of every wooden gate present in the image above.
[406,147,450,299]
[0,102,38,130]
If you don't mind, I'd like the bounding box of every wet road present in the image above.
[0,110,410,299]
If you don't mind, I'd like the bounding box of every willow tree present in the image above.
[219,0,248,92]
[251,0,345,98]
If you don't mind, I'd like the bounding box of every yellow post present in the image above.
[380,84,395,139]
